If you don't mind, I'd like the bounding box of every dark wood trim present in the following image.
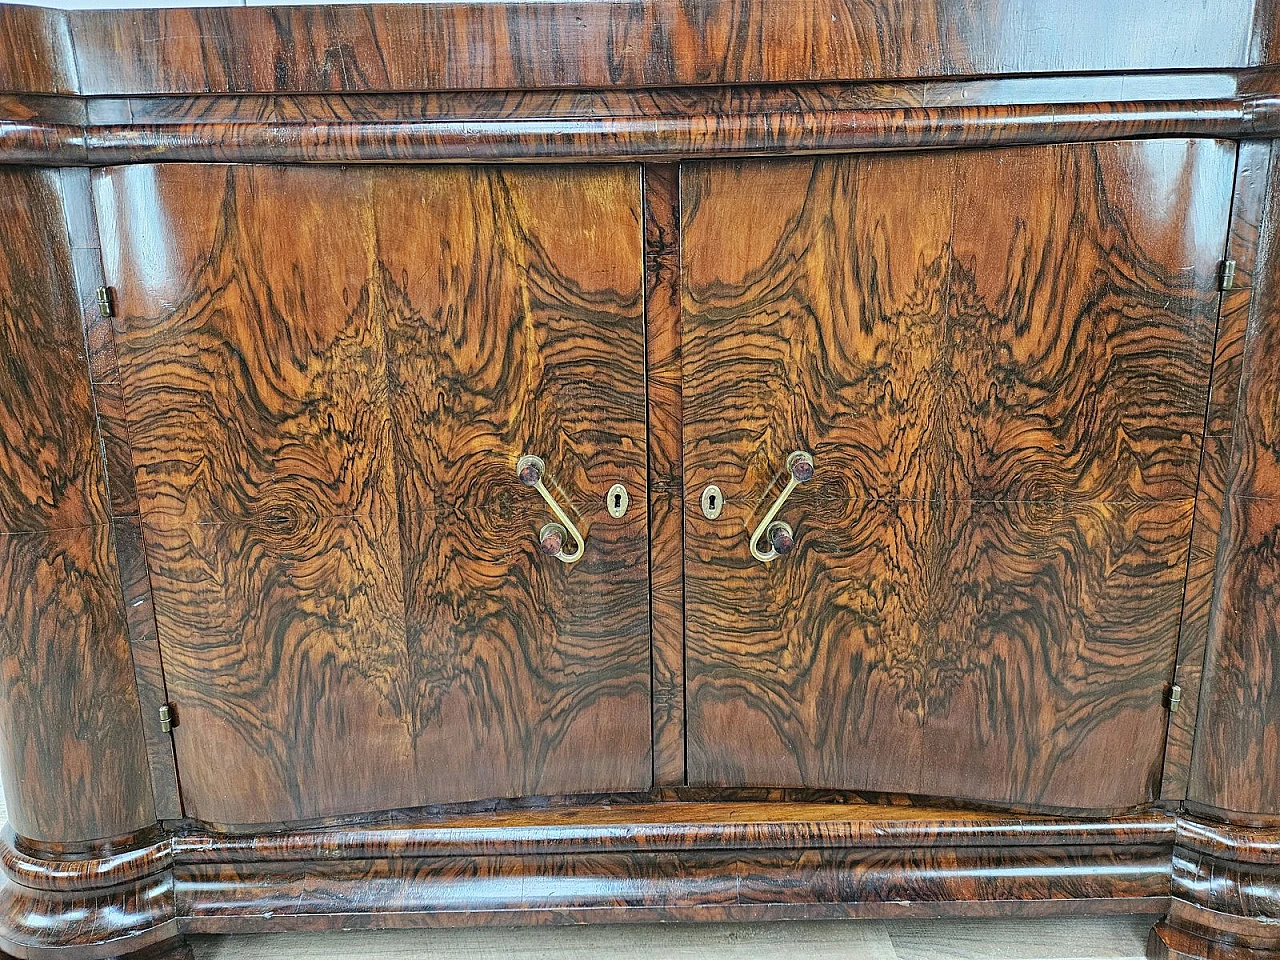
[1188,135,1280,824]
[0,801,1173,954]
[1153,816,1280,956]
[3,74,1280,167]
[643,163,686,788]
[1162,140,1273,801]
[169,802,1175,860]
[177,848,1168,934]
[55,167,183,825]
[0,825,171,892]
[0,870,181,960]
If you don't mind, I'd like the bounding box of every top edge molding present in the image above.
[0,0,1274,97]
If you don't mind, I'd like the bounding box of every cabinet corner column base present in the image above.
[1150,920,1280,960]
[0,826,178,960]
[1149,813,1280,960]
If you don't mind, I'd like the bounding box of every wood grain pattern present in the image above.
[6,72,1278,168]
[1167,814,1280,950]
[1151,922,1280,960]
[167,802,1171,932]
[681,141,1234,812]
[0,525,156,846]
[96,163,651,827]
[0,798,1169,953]
[0,1,1267,102]
[0,168,105,536]
[54,165,182,824]
[177,845,1168,933]
[1160,142,1271,802]
[1189,138,1280,821]
[0,869,182,959]
[373,165,651,809]
[0,5,76,95]
[57,0,1253,97]
[644,163,686,788]
[2,87,1263,168]
[0,168,155,846]
[169,801,1173,861]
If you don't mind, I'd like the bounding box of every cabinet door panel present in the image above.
[96,164,650,826]
[681,141,1233,811]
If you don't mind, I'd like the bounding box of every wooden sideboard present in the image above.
[3,3,1280,958]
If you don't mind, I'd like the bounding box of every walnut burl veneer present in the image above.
[5,2,1280,959]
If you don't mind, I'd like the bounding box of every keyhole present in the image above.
[701,484,724,519]
[606,483,628,518]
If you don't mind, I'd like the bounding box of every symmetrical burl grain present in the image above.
[97,163,651,826]
[681,141,1234,812]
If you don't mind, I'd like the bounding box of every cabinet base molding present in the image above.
[1151,922,1280,960]
[0,802,1174,955]
[1151,816,1280,959]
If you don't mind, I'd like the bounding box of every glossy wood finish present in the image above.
[1161,141,1274,802]
[682,141,1233,812]
[58,1,1255,97]
[178,846,1167,933]
[0,3,1278,958]
[1154,119,1280,960]
[170,801,1176,860]
[2,78,1276,167]
[0,869,184,960]
[0,5,74,96]
[1189,136,1280,822]
[95,163,651,827]
[0,168,155,846]
[0,800,1173,955]
[1146,817,1280,959]
[55,166,183,825]
[644,163,686,788]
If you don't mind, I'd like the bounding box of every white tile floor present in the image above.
[188,916,1157,960]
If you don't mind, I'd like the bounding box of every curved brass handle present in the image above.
[749,451,814,563]
[517,455,586,564]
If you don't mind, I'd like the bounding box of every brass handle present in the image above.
[749,451,813,563]
[517,455,586,564]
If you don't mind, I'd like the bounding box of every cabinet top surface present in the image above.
[0,0,1272,97]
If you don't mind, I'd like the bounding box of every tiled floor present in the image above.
[189,916,1156,960]
[0,791,1154,959]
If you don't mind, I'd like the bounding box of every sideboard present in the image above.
[3,2,1280,958]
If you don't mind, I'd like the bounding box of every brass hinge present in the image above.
[1219,259,1237,291]
[1168,684,1183,713]
[158,703,174,733]
[96,286,115,318]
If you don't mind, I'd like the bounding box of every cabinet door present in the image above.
[96,164,651,825]
[681,141,1234,812]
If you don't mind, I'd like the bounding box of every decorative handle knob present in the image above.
[517,454,586,564]
[539,522,568,556]
[768,521,796,556]
[748,451,813,563]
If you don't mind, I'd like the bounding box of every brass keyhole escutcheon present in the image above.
[607,483,629,518]
[701,484,724,520]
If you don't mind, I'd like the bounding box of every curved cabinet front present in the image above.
[680,140,1235,813]
[93,163,653,827]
